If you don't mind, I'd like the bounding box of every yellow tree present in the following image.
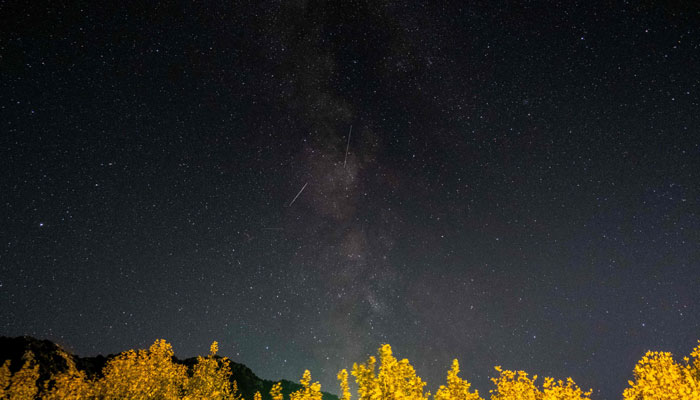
[541,377,592,400]
[255,391,263,400]
[489,366,539,400]
[351,344,429,400]
[490,366,591,400]
[96,339,188,400]
[338,369,351,400]
[2,351,40,400]
[184,341,236,400]
[271,381,284,400]
[43,348,94,399]
[290,370,323,400]
[623,341,700,400]
[352,353,379,400]
[231,381,244,400]
[435,359,483,400]
[691,342,700,384]
[0,360,11,399]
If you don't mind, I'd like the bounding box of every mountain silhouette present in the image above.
[0,336,339,400]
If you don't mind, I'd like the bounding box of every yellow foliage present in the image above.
[489,366,539,400]
[97,339,188,399]
[232,381,244,400]
[623,342,700,400]
[43,368,93,400]
[42,339,239,399]
[0,360,11,399]
[2,337,700,399]
[691,341,700,383]
[352,354,378,400]
[43,349,94,399]
[489,365,591,400]
[435,360,482,400]
[3,352,40,400]
[541,377,592,400]
[290,370,323,400]
[338,369,351,400]
[271,381,284,400]
[184,341,237,400]
[351,344,429,400]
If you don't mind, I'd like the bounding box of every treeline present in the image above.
[1,338,699,399]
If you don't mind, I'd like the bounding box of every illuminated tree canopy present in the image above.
[1,339,699,399]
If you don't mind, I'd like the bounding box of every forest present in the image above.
[1,338,698,399]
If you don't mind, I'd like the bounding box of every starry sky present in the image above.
[1,1,699,399]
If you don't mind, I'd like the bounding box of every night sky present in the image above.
[2,1,699,399]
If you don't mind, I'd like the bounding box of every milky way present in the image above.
[2,2,699,399]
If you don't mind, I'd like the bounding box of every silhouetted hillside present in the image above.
[0,336,338,400]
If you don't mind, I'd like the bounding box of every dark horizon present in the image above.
[2,1,699,399]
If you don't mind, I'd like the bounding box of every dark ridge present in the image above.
[0,336,339,400]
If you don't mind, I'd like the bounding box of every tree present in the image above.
[351,344,429,400]
[489,366,539,400]
[1,352,40,400]
[434,360,482,400]
[43,348,94,399]
[271,381,284,400]
[338,369,351,400]
[489,366,591,400]
[96,339,188,400]
[184,341,237,400]
[541,377,592,400]
[290,370,323,400]
[0,360,12,398]
[623,341,700,400]
[691,342,700,383]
